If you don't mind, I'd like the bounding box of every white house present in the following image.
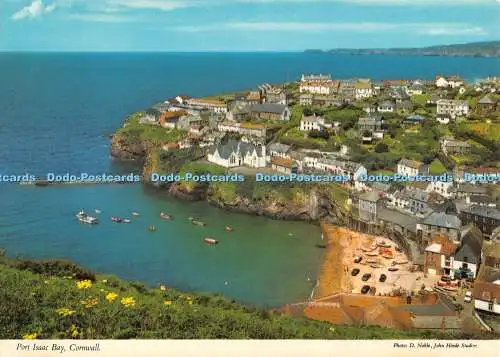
[299,74,336,95]
[354,80,374,100]
[407,82,424,96]
[435,76,464,89]
[207,139,266,168]
[474,280,500,315]
[426,179,453,198]
[397,158,428,177]
[300,115,325,131]
[436,76,449,88]
[186,98,228,113]
[437,99,469,119]
[377,101,395,113]
[267,142,292,162]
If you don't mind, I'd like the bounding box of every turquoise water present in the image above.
[0,53,498,307]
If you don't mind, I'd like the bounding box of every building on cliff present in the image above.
[207,139,266,168]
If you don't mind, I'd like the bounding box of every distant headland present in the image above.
[304,41,500,58]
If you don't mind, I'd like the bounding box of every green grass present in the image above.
[428,159,447,175]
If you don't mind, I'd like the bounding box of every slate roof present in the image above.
[377,207,419,233]
[209,139,263,159]
[399,158,423,169]
[268,143,291,154]
[455,224,483,264]
[359,191,380,203]
[461,205,500,220]
[250,103,288,114]
[478,96,496,105]
[423,212,461,229]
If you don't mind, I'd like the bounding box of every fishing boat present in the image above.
[366,252,378,257]
[160,212,172,220]
[94,209,101,214]
[192,220,206,227]
[148,225,156,232]
[188,217,194,221]
[76,211,98,225]
[123,219,131,223]
[382,254,394,259]
[204,237,218,245]
[388,267,399,272]
[131,212,140,217]
[366,259,378,264]
[225,226,234,232]
[370,264,379,269]
[111,217,122,223]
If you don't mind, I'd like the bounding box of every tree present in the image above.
[362,130,372,138]
[303,107,313,116]
[308,130,330,140]
[374,143,389,153]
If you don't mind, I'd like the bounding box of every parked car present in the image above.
[441,275,452,282]
[379,274,387,283]
[369,286,376,295]
[361,273,371,282]
[464,291,473,303]
[351,268,360,276]
[354,256,363,263]
[361,285,370,294]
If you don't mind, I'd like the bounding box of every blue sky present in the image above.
[1,0,499,51]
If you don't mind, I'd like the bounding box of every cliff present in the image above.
[110,133,149,162]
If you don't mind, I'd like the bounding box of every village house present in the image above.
[312,95,343,107]
[299,94,313,106]
[159,110,188,129]
[267,143,291,161]
[389,88,410,104]
[407,82,425,96]
[244,91,262,105]
[453,224,484,279]
[217,121,267,138]
[377,101,395,113]
[300,115,325,132]
[357,114,383,133]
[453,166,499,185]
[152,102,171,113]
[265,87,292,105]
[312,158,367,183]
[427,94,440,105]
[140,108,162,124]
[250,103,291,121]
[418,212,462,246]
[299,74,337,95]
[354,79,374,99]
[436,113,452,124]
[271,157,298,175]
[186,98,228,113]
[406,188,430,215]
[397,99,414,114]
[440,137,472,156]
[358,191,381,223]
[363,103,377,114]
[226,104,251,122]
[460,205,500,239]
[338,80,356,101]
[435,75,464,89]
[424,235,459,277]
[476,95,498,115]
[397,159,429,177]
[436,99,469,119]
[390,190,410,210]
[404,114,425,125]
[426,179,453,199]
[207,139,266,168]
[473,281,500,315]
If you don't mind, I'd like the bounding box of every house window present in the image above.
[488,301,494,311]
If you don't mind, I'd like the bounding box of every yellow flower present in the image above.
[164,300,172,306]
[120,296,136,307]
[22,333,38,340]
[71,329,79,338]
[44,280,49,284]
[105,292,118,302]
[188,301,193,305]
[102,279,108,283]
[76,280,92,290]
[56,308,75,317]
[80,297,99,309]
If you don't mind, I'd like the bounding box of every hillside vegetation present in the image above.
[0,253,490,340]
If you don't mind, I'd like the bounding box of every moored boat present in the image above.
[204,237,218,245]
[76,210,98,225]
[132,212,140,217]
[188,217,194,221]
[111,217,122,223]
[148,225,156,232]
[225,226,233,232]
[388,267,399,272]
[94,209,101,214]
[192,220,206,227]
[160,212,172,220]
[123,219,131,223]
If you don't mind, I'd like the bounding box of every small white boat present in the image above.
[94,209,101,214]
[76,210,98,225]
[132,212,140,217]
[204,237,218,245]
[123,219,131,223]
[367,259,378,264]
[366,252,378,257]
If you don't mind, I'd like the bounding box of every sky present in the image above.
[0,0,499,51]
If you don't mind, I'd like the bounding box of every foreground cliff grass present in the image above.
[0,255,488,340]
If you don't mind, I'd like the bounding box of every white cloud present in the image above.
[108,0,195,11]
[68,13,137,22]
[174,21,489,36]
[11,0,57,20]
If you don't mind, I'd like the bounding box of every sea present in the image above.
[0,52,498,307]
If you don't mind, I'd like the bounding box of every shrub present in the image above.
[11,260,96,281]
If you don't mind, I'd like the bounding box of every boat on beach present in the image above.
[160,212,172,220]
[192,220,206,227]
[225,226,233,232]
[366,252,378,257]
[388,267,399,272]
[76,210,98,225]
[111,217,122,223]
[395,259,408,265]
[204,237,218,245]
[370,264,379,269]
[366,259,378,264]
